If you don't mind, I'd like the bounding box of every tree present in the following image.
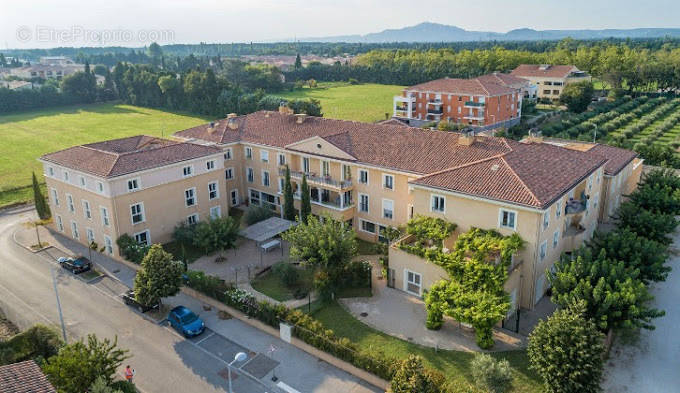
[294,53,302,70]
[282,214,357,300]
[616,201,678,244]
[133,244,184,307]
[283,165,296,221]
[549,247,664,331]
[244,204,274,226]
[528,301,605,393]
[388,354,444,393]
[470,353,513,393]
[300,175,311,223]
[560,81,594,113]
[32,172,50,220]
[147,42,163,66]
[61,70,97,103]
[42,334,130,393]
[89,376,123,393]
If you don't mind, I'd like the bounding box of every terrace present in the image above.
[279,167,353,190]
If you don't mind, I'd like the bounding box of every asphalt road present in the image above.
[0,207,380,393]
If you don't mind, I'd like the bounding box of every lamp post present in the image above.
[228,351,247,393]
[593,124,598,143]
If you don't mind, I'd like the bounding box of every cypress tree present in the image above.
[300,174,311,224]
[32,172,50,220]
[294,53,302,70]
[283,166,296,220]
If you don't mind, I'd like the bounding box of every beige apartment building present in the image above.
[41,108,640,311]
[511,64,591,101]
[40,136,228,256]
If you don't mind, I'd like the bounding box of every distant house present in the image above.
[39,56,76,66]
[0,360,56,393]
[511,64,591,101]
[9,64,84,81]
[2,80,33,91]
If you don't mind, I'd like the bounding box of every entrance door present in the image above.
[405,270,422,296]
[230,189,239,206]
[534,274,546,305]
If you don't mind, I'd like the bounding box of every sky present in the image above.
[1,0,679,49]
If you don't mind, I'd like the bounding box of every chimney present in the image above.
[458,130,476,146]
[294,113,307,124]
[207,121,217,134]
[227,113,237,119]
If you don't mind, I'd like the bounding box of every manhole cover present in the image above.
[360,312,368,317]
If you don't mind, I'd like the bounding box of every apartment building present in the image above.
[510,64,591,101]
[40,136,227,256]
[393,75,523,130]
[10,64,83,80]
[174,108,640,310]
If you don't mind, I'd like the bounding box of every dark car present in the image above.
[121,290,159,313]
[57,256,91,274]
[167,306,205,337]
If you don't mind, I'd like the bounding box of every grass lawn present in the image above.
[162,241,204,264]
[279,82,404,123]
[0,103,210,208]
[79,269,102,281]
[309,301,541,392]
[251,268,314,302]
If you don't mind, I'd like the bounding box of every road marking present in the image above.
[0,281,55,327]
[193,331,215,345]
[276,381,302,393]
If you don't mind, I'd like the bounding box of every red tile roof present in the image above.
[583,144,638,176]
[0,360,56,393]
[41,135,222,178]
[510,64,580,79]
[405,77,517,96]
[476,73,530,88]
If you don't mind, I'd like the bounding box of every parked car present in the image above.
[57,256,91,274]
[167,306,205,337]
[121,290,159,313]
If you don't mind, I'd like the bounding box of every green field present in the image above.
[0,103,210,208]
[280,82,404,123]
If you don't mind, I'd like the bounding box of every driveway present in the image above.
[602,230,680,392]
[0,206,381,393]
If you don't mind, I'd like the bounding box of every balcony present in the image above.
[394,95,416,103]
[280,168,353,190]
[427,108,443,115]
[395,105,415,112]
[565,198,587,215]
[427,100,443,107]
[463,114,485,121]
[464,101,485,108]
[291,190,354,211]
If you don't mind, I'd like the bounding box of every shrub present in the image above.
[0,324,62,365]
[185,270,231,300]
[172,221,196,246]
[471,353,513,393]
[245,204,274,225]
[388,355,445,393]
[342,260,372,288]
[116,234,149,264]
[272,261,299,287]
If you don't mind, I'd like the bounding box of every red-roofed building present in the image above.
[511,64,591,101]
[0,360,56,393]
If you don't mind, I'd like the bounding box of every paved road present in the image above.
[0,207,381,393]
[602,230,680,392]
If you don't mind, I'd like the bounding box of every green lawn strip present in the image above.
[0,103,210,206]
[279,83,404,123]
[308,301,541,392]
[251,268,314,302]
[162,241,204,263]
[0,184,39,208]
[79,269,102,281]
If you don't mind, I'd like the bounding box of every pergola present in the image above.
[239,217,297,264]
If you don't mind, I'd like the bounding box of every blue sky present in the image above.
[2,0,679,48]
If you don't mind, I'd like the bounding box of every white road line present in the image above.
[0,281,55,327]
[193,331,215,345]
[276,381,302,393]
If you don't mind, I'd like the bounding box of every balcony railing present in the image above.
[463,115,485,121]
[565,199,587,215]
[464,101,485,108]
[395,105,415,112]
[427,100,443,106]
[427,108,443,114]
[279,168,353,189]
[394,95,416,102]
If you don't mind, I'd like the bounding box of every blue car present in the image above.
[167,306,205,337]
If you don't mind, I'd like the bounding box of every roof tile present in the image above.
[0,360,56,393]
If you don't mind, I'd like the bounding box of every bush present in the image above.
[0,324,62,365]
[388,354,445,393]
[470,353,513,393]
[342,260,372,288]
[245,204,274,225]
[110,381,137,393]
[185,270,231,300]
[272,261,299,287]
[116,234,150,264]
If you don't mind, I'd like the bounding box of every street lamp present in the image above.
[228,351,248,393]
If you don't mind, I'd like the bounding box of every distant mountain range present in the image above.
[298,22,680,43]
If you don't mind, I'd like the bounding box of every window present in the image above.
[134,230,149,246]
[56,215,64,232]
[383,199,394,220]
[127,178,140,191]
[250,189,261,205]
[342,165,351,181]
[230,190,239,206]
[499,209,517,230]
[210,206,221,219]
[405,270,422,296]
[130,203,145,224]
[431,195,445,213]
[247,168,254,183]
[553,230,559,248]
[245,146,252,159]
[182,166,193,177]
[86,228,95,243]
[63,171,69,182]
[208,182,219,200]
[224,148,232,160]
[82,200,91,219]
[51,189,59,206]
[278,178,285,192]
[97,182,104,193]
[359,194,369,213]
[321,161,330,177]
[187,214,199,225]
[70,221,79,239]
[543,211,549,230]
[556,200,562,218]
[277,153,286,166]
[260,150,269,163]
[383,174,394,190]
[206,160,215,170]
[358,169,369,185]
[79,176,86,187]
[66,194,75,213]
[104,236,113,254]
[225,168,234,180]
[540,241,547,261]
[185,188,196,207]
[302,157,310,173]
[360,219,376,233]
[100,207,110,226]
[48,167,54,177]
[262,171,270,187]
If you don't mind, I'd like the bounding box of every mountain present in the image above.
[299,22,680,43]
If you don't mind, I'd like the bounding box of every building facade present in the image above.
[510,64,591,101]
